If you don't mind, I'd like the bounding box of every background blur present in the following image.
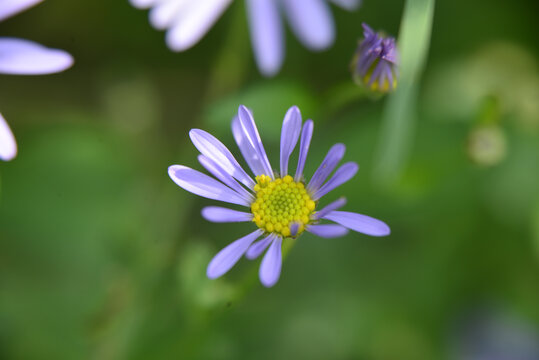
[1,0,538,359]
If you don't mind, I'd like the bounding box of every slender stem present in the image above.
[373,0,436,185]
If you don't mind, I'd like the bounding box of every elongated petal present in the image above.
[232,116,266,177]
[237,105,273,178]
[279,106,302,177]
[282,0,335,50]
[149,0,190,30]
[246,234,275,260]
[329,0,362,11]
[129,0,160,9]
[198,155,254,202]
[313,162,358,200]
[294,119,313,181]
[0,113,17,161]
[259,237,282,287]
[202,206,253,223]
[0,0,42,21]
[0,38,73,75]
[246,0,284,77]
[313,197,346,220]
[207,229,263,279]
[166,0,232,51]
[289,222,301,237]
[307,143,345,193]
[168,165,249,206]
[307,224,349,238]
[323,211,390,237]
[190,129,255,189]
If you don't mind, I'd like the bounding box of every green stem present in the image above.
[372,0,435,185]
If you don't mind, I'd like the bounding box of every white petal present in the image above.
[0,0,42,22]
[201,206,253,223]
[246,0,284,77]
[168,165,250,206]
[207,229,263,279]
[149,0,190,30]
[165,0,232,51]
[281,0,335,50]
[323,210,390,237]
[328,0,362,11]
[259,237,282,287]
[0,38,73,75]
[129,0,162,9]
[0,113,17,161]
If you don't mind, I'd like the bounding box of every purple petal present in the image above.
[307,224,349,238]
[246,0,284,77]
[313,197,347,220]
[294,119,313,181]
[329,0,362,11]
[165,0,232,51]
[237,105,273,178]
[190,128,255,189]
[289,222,301,237]
[168,165,249,206]
[207,229,263,279]
[282,0,335,50]
[198,155,254,203]
[0,0,42,21]
[323,210,390,237]
[259,237,282,287]
[313,162,358,200]
[279,106,302,177]
[232,116,266,176]
[0,113,17,161]
[201,206,253,223]
[0,38,73,75]
[307,143,345,193]
[246,234,275,260]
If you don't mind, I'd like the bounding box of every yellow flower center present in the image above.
[251,175,316,238]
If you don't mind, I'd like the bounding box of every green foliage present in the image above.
[1,0,538,359]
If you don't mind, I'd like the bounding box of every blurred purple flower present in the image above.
[454,308,539,360]
[352,23,399,93]
[0,0,73,161]
[130,0,361,77]
[168,105,390,287]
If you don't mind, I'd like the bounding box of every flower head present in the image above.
[0,0,74,161]
[168,105,390,287]
[130,0,361,77]
[352,23,399,94]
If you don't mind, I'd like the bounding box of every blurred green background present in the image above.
[1,0,538,359]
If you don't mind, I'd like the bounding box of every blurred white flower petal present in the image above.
[0,38,73,75]
[0,113,17,161]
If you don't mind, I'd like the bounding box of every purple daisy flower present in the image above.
[130,0,361,77]
[352,23,399,94]
[0,0,73,161]
[168,105,390,287]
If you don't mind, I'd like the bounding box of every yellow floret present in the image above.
[250,175,316,237]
